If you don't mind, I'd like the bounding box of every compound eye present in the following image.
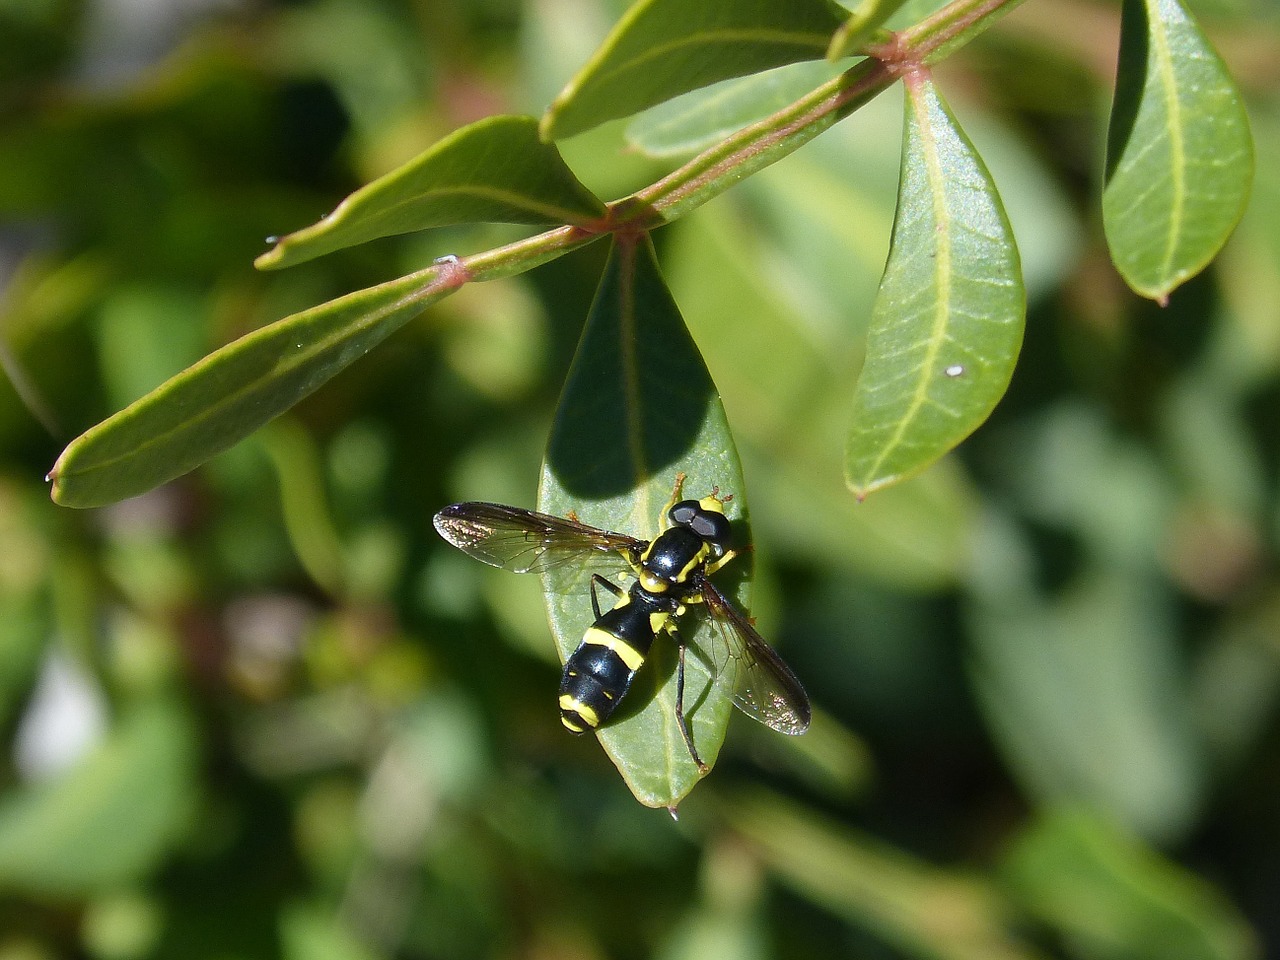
[668,500,700,527]
[690,511,731,549]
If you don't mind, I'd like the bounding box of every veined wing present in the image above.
[433,502,644,576]
[699,578,811,735]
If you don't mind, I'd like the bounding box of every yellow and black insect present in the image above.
[432,475,810,772]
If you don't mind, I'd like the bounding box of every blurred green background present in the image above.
[2,0,1279,957]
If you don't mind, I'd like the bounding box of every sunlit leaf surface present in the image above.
[257,116,606,270]
[1103,0,1253,301]
[845,77,1024,497]
[541,0,847,140]
[50,265,458,507]
[625,61,846,159]
[539,235,747,808]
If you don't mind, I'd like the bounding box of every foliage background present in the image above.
[0,0,1278,957]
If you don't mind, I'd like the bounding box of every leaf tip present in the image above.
[46,467,86,509]
[253,247,283,271]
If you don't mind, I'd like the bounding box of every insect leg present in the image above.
[674,636,709,774]
[589,574,624,620]
[656,472,688,531]
[703,547,738,578]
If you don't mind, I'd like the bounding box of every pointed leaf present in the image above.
[541,0,847,141]
[50,264,458,508]
[1102,0,1253,301]
[539,235,747,809]
[846,77,1024,497]
[258,116,606,270]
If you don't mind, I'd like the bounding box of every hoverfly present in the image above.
[432,474,810,772]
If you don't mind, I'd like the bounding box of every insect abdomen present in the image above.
[558,592,659,734]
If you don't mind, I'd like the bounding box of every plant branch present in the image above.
[607,0,1030,231]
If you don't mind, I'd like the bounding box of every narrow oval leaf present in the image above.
[539,234,748,809]
[845,77,1024,497]
[50,263,459,508]
[541,0,847,141]
[257,115,607,270]
[1103,0,1253,301]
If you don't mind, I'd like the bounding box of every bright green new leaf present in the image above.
[541,0,848,141]
[50,264,458,508]
[845,77,1024,497]
[1103,0,1253,302]
[539,235,747,809]
[257,116,606,270]
[0,699,195,896]
[1003,809,1256,960]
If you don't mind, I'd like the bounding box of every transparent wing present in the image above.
[433,502,644,578]
[698,579,811,735]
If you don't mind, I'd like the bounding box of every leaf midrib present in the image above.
[1148,0,1187,280]
[58,273,440,481]
[861,82,954,485]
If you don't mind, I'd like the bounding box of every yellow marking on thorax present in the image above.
[639,570,668,593]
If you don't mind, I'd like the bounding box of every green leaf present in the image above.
[257,116,606,270]
[1102,0,1253,302]
[625,61,847,160]
[845,77,1024,497]
[1003,809,1256,960]
[49,264,457,508]
[282,904,381,960]
[725,791,1043,960]
[539,235,746,809]
[968,570,1205,841]
[0,699,196,896]
[541,0,848,141]
[663,146,978,590]
[964,409,1205,844]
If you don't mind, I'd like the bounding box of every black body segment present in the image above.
[558,582,672,733]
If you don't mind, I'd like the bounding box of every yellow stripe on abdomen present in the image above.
[559,694,599,730]
[581,626,645,672]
